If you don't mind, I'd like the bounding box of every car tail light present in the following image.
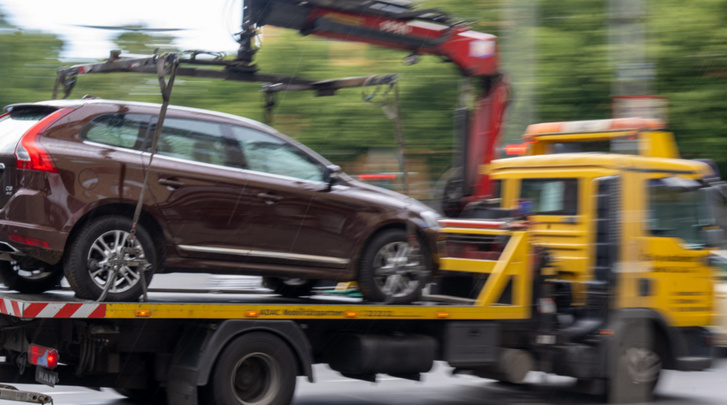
[28,344,58,369]
[15,108,75,173]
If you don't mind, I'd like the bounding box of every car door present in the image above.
[145,117,258,262]
[223,124,355,269]
[147,117,353,272]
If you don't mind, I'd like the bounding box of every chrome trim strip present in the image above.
[179,245,350,265]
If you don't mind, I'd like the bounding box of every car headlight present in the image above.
[420,210,442,230]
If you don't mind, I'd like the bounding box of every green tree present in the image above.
[0,9,64,107]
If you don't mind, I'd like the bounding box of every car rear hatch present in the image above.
[0,105,64,209]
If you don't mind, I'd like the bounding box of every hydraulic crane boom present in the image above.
[242,0,509,215]
[53,0,508,216]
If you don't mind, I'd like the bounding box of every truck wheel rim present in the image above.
[625,347,661,384]
[232,352,279,404]
[373,241,421,298]
[87,230,147,293]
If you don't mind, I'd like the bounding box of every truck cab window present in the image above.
[520,178,578,215]
[647,178,710,248]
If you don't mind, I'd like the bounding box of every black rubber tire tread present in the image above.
[262,277,317,298]
[64,216,157,302]
[357,229,425,304]
[609,323,661,404]
[207,332,297,405]
[0,261,64,294]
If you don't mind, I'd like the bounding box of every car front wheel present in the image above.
[357,229,429,304]
[64,216,157,301]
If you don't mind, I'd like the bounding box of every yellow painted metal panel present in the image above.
[103,302,530,320]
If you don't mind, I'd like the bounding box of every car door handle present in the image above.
[158,178,185,189]
[257,192,283,204]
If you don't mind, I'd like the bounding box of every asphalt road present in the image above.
[2,358,725,405]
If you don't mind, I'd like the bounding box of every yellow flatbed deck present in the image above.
[0,289,530,321]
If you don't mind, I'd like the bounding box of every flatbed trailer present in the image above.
[0,220,716,405]
[0,291,542,405]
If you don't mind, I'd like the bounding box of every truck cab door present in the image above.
[628,177,715,326]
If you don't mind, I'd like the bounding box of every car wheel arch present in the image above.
[63,202,167,266]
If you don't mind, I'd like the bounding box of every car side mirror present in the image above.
[322,165,341,191]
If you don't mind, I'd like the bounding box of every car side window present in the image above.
[228,125,324,182]
[82,114,152,150]
[156,118,228,166]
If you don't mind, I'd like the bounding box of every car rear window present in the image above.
[0,109,55,154]
[82,114,152,150]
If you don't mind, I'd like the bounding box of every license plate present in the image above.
[35,366,58,387]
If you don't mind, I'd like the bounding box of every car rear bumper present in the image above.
[0,221,67,265]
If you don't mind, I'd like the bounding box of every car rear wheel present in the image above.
[64,216,157,302]
[0,260,64,294]
[262,277,317,298]
[357,229,428,304]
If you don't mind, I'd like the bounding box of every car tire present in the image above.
[64,216,157,302]
[206,332,297,405]
[357,229,428,304]
[0,260,64,294]
[262,277,317,298]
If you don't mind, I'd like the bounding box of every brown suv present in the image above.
[0,99,440,303]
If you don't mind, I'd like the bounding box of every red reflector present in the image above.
[358,173,398,181]
[8,234,49,249]
[28,344,58,369]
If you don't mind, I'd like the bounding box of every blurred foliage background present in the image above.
[1,0,726,203]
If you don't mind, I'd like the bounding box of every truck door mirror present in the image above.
[701,186,727,248]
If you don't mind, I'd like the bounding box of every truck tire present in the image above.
[0,260,64,294]
[262,277,317,298]
[64,216,157,302]
[207,332,297,405]
[609,324,661,403]
[357,229,426,304]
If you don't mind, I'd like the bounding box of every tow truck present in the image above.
[0,1,720,405]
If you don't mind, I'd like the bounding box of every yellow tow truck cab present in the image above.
[437,117,720,401]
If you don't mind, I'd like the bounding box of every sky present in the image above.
[0,0,243,60]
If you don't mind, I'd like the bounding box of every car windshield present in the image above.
[647,178,711,248]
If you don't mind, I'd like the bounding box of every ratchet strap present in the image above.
[97,53,179,302]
